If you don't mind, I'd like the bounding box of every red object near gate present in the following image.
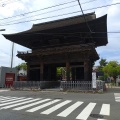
[5,73,15,87]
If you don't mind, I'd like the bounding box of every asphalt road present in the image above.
[0,88,120,120]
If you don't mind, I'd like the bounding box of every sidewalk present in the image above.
[0,89,10,92]
[106,84,120,93]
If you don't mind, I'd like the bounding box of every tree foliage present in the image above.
[99,58,108,67]
[16,63,27,71]
[103,61,120,82]
[98,58,108,71]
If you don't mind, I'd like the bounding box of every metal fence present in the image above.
[13,81,60,90]
[3,80,105,92]
[96,80,106,91]
[60,81,92,91]
[60,80,105,92]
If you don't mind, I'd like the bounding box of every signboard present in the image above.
[92,72,96,88]
[5,73,15,87]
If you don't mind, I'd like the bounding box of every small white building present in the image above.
[18,68,27,76]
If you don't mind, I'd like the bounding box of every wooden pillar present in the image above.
[27,63,30,81]
[84,60,89,81]
[89,61,92,81]
[48,66,51,81]
[66,61,70,81]
[51,66,56,81]
[40,62,44,81]
[72,68,75,81]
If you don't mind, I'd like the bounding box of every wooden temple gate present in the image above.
[3,12,108,90]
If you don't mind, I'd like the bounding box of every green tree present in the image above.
[103,61,120,84]
[98,58,108,71]
[99,58,108,67]
[16,63,27,71]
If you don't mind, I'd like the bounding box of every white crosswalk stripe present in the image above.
[0,96,111,120]
[76,102,96,120]
[97,104,110,120]
[1,98,41,109]
[0,96,17,100]
[13,99,51,110]
[0,98,8,101]
[0,97,11,101]
[41,100,71,115]
[57,101,83,117]
[114,93,120,102]
[99,104,110,116]
[26,99,61,112]
[0,98,33,107]
[0,97,25,103]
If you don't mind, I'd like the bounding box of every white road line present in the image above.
[114,93,120,102]
[0,98,11,101]
[115,97,120,99]
[0,96,23,101]
[1,98,40,109]
[76,102,96,120]
[0,97,14,101]
[13,99,51,110]
[57,101,83,117]
[0,98,7,101]
[0,96,11,100]
[99,104,110,116]
[26,99,61,112]
[1,97,25,103]
[41,100,72,115]
[0,98,32,107]
[0,96,17,100]
[114,93,120,96]
[115,100,120,102]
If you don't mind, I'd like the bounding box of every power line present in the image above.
[0,4,79,24]
[84,2,119,12]
[0,3,120,26]
[0,0,97,25]
[0,0,77,20]
[0,10,82,26]
[0,0,96,22]
[77,0,92,33]
[0,2,120,26]
[0,0,21,7]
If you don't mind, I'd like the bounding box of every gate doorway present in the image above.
[71,67,84,81]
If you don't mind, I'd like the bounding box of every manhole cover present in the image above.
[90,114,104,118]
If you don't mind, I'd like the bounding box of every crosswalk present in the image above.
[0,96,110,120]
[114,93,120,102]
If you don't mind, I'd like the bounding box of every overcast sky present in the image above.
[0,0,119,67]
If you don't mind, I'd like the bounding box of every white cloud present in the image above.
[0,52,11,67]
[0,1,26,17]
[95,0,120,65]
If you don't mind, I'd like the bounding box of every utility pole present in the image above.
[11,42,14,68]
[0,29,14,68]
